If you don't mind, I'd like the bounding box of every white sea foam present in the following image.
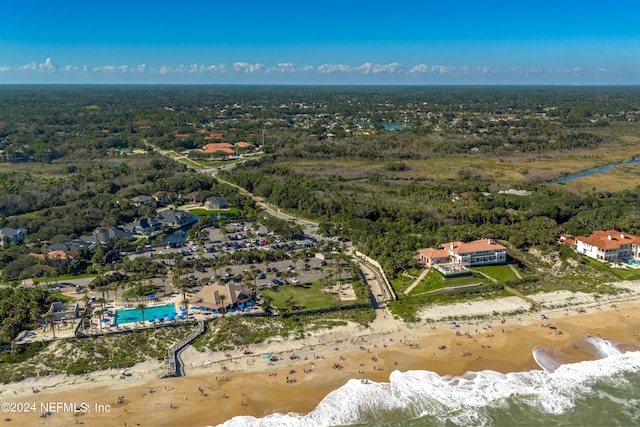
[217,341,640,427]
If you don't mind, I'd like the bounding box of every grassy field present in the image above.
[291,132,640,191]
[408,270,489,295]
[187,207,240,216]
[473,264,521,282]
[391,272,421,294]
[261,282,344,311]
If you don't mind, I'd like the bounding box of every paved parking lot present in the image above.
[125,222,351,293]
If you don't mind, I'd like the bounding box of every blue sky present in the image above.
[1,0,639,84]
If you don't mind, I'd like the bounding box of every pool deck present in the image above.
[17,293,261,344]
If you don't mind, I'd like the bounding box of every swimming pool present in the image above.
[624,259,640,267]
[114,303,178,325]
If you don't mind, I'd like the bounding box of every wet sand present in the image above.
[2,301,639,427]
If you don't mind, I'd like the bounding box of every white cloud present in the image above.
[40,57,56,71]
[0,66,11,72]
[431,65,450,74]
[409,64,429,73]
[233,62,265,73]
[98,65,130,72]
[317,63,352,74]
[159,65,172,74]
[371,63,402,74]
[202,64,227,73]
[17,62,37,71]
[355,63,372,74]
[277,63,296,72]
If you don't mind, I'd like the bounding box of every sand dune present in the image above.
[2,283,640,427]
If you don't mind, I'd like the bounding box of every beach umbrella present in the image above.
[451,321,457,325]
[246,301,253,306]
[227,309,235,313]
[177,315,184,319]
[199,307,206,311]
[101,318,110,323]
[267,354,273,360]
[147,294,155,299]
[213,311,220,315]
[238,303,244,308]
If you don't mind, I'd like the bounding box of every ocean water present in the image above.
[220,337,640,426]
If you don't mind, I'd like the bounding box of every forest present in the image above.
[1,85,639,279]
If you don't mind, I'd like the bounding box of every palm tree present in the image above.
[181,298,190,314]
[45,313,56,338]
[219,294,227,316]
[136,303,147,325]
[94,309,104,332]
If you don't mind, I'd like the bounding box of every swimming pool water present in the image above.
[114,303,177,325]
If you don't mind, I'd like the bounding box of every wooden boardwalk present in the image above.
[159,320,205,378]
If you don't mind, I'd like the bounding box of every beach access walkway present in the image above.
[159,320,205,378]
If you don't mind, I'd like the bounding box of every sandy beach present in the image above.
[2,282,640,427]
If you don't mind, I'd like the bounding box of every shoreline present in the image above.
[2,283,640,426]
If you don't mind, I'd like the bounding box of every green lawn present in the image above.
[187,207,240,216]
[610,267,640,281]
[261,282,343,311]
[409,270,488,295]
[391,274,417,294]
[473,264,520,282]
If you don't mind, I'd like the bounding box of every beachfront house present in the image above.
[573,230,640,263]
[418,238,506,276]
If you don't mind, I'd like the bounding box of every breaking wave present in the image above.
[218,338,640,427]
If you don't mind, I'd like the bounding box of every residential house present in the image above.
[183,191,199,204]
[202,143,234,155]
[419,239,506,266]
[418,238,507,272]
[47,240,87,253]
[29,250,77,268]
[80,228,134,247]
[158,210,196,227]
[235,141,254,150]
[557,234,577,248]
[204,196,229,210]
[152,191,177,206]
[131,195,153,207]
[204,133,224,141]
[191,282,251,311]
[124,217,162,234]
[574,230,640,262]
[0,227,28,245]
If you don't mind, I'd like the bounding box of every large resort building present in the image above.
[418,238,507,276]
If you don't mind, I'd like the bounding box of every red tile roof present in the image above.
[576,230,640,250]
[235,141,254,148]
[447,239,506,254]
[418,248,450,259]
